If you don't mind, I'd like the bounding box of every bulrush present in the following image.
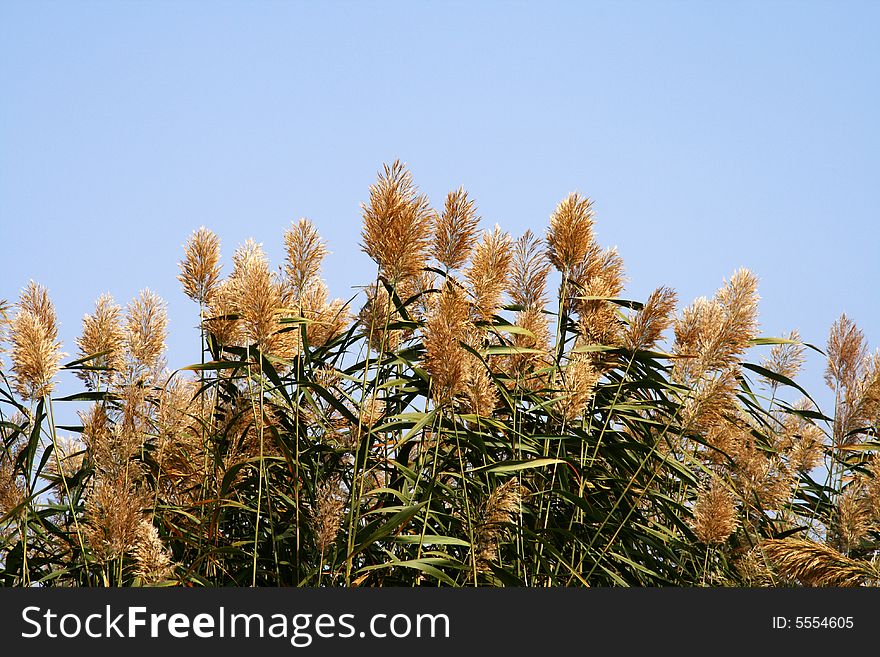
[432,187,480,272]
[465,226,513,322]
[229,239,282,351]
[624,285,678,352]
[76,293,126,390]
[692,478,738,544]
[177,226,222,305]
[546,192,596,277]
[361,160,433,283]
[8,282,62,400]
[124,289,168,376]
[284,218,328,301]
[475,479,521,570]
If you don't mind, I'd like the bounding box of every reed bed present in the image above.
[1,161,878,587]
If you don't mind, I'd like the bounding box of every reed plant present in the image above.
[1,162,878,586]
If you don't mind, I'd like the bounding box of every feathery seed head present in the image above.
[546,192,596,276]
[124,289,168,375]
[692,478,738,544]
[509,229,550,311]
[284,218,328,299]
[361,160,433,281]
[76,293,125,390]
[465,226,513,322]
[178,226,222,304]
[624,286,678,352]
[432,187,480,271]
[229,239,282,349]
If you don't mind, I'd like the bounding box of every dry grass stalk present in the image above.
[433,187,480,271]
[692,478,738,544]
[76,293,125,390]
[361,160,433,282]
[762,538,878,587]
[178,226,222,304]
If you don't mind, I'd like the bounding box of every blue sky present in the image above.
[1,0,878,412]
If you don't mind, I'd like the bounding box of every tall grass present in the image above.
[1,161,878,587]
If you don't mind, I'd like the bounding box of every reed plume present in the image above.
[574,246,626,349]
[761,330,805,382]
[284,218,328,300]
[422,284,472,405]
[546,192,596,277]
[465,226,513,322]
[84,472,147,561]
[432,188,480,272]
[763,538,879,587]
[825,313,866,391]
[124,289,168,376]
[475,480,521,570]
[358,282,403,352]
[205,279,243,347]
[228,239,282,350]
[76,293,125,390]
[692,478,738,544]
[310,478,346,554]
[131,520,174,584]
[8,282,62,400]
[464,359,499,417]
[624,285,677,352]
[555,354,600,421]
[178,226,222,305]
[361,160,433,282]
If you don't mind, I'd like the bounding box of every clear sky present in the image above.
[1,0,878,413]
